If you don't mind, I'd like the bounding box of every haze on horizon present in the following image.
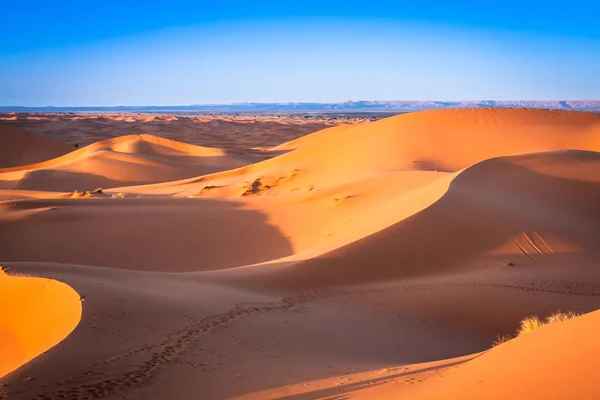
[1,0,599,107]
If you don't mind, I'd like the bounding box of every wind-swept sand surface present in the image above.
[2,108,600,399]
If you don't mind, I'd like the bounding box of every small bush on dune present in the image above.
[494,310,582,346]
[111,192,126,198]
[517,311,580,337]
[71,190,93,198]
[517,316,543,335]
[94,188,103,194]
[493,334,513,346]
[545,311,580,324]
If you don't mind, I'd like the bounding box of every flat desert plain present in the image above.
[1,108,600,399]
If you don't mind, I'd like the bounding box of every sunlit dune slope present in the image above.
[0,270,81,378]
[0,125,72,168]
[166,108,600,198]
[353,309,600,399]
[0,134,249,191]
[211,150,600,290]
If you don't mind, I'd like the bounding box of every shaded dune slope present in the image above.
[0,124,72,168]
[0,198,294,272]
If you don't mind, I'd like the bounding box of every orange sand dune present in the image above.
[388,309,600,400]
[0,124,72,168]
[126,108,600,200]
[2,108,600,399]
[213,150,600,290]
[0,270,81,378]
[238,309,600,399]
[0,134,250,192]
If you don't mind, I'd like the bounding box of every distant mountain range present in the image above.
[2,100,599,113]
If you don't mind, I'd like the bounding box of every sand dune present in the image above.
[0,125,72,168]
[115,108,600,200]
[203,108,600,194]
[0,270,81,378]
[2,108,600,399]
[212,149,600,291]
[392,308,600,400]
[0,134,250,192]
[238,308,600,399]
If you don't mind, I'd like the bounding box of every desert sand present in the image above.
[1,108,600,399]
[0,125,72,169]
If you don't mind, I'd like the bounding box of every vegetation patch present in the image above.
[493,310,581,346]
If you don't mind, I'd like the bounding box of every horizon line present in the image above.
[2,99,600,109]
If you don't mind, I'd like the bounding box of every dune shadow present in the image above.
[0,197,294,272]
[3,164,233,192]
[6,169,144,192]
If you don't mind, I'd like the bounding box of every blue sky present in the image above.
[2,0,599,106]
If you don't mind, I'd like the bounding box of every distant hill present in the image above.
[1,100,599,113]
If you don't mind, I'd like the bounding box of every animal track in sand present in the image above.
[10,298,301,400]
[312,280,600,301]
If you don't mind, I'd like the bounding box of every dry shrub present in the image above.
[517,316,543,335]
[111,192,126,198]
[492,334,513,346]
[545,311,579,324]
[517,311,580,337]
[71,190,93,198]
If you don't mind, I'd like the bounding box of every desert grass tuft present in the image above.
[492,334,513,346]
[111,192,126,199]
[71,190,92,198]
[545,311,579,324]
[517,315,543,335]
[516,311,580,337]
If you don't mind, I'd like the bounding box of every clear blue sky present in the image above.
[2,0,599,106]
